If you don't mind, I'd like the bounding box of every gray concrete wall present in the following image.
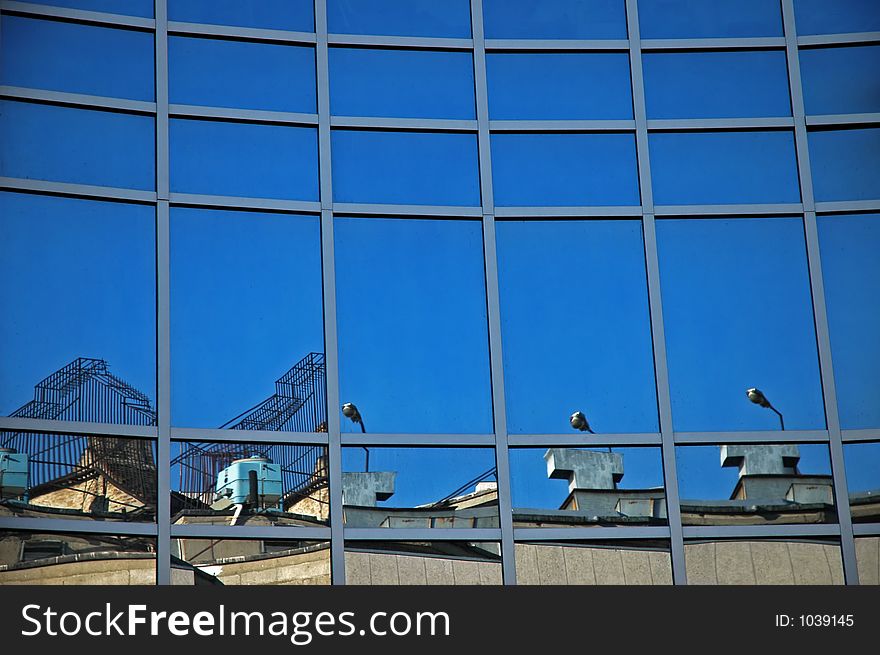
[515,543,673,585]
[345,551,502,585]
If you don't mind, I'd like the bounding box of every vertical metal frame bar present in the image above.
[625,0,687,584]
[471,0,516,585]
[781,0,859,583]
[314,0,345,584]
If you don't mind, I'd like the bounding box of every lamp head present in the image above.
[569,411,591,432]
[341,402,361,422]
[746,388,772,408]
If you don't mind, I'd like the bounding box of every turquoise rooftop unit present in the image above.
[0,448,28,499]
[214,456,282,507]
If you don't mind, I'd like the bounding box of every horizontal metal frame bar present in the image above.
[841,429,880,443]
[798,32,880,47]
[485,39,629,51]
[852,523,880,537]
[330,115,477,131]
[514,527,671,541]
[641,37,786,51]
[508,433,662,447]
[328,33,472,50]
[493,206,642,217]
[0,416,156,439]
[0,85,156,114]
[168,192,320,213]
[343,528,502,541]
[654,203,805,216]
[673,430,831,444]
[340,434,496,447]
[682,524,841,539]
[0,517,157,536]
[167,21,316,45]
[169,104,318,126]
[170,524,331,541]
[807,112,880,127]
[331,202,482,217]
[815,200,880,214]
[489,119,635,131]
[1,1,154,30]
[0,176,157,203]
[169,427,329,445]
[647,117,794,130]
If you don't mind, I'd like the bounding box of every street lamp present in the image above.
[569,411,594,433]
[746,388,785,430]
[341,402,370,472]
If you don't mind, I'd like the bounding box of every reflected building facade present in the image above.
[1,0,879,585]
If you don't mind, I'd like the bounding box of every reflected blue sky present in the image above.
[658,218,826,432]
[808,128,880,202]
[335,218,493,434]
[169,0,314,31]
[800,45,880,116]
[25,0,153,17]
[843,442,880,493]
[638,0,782,38]
[484,0,626,39]
[328,0,471,38]
[794,0,880,35]
[497,220,658,434]
[0,192,156,414]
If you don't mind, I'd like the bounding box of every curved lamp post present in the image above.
[341,402,369,472]
[746,388,785,430]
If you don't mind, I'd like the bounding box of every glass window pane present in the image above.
[0,531,157,585]
[345,542,501,585]
[487,52,633,120]
[657,218,825,432]
[0,16,154,101]
[497,220,657,433]
[794,0,880,36]
[330,47,475,119]
[0,100,155,190]
[171,208,324,428]
[800,45,880,116]
[511,447,666,527]
[643,51,791,119]
[327,0,472,38]
[677,444,836,526]
[809,128,880,202]
[171,440,329,527]
[173,539,330,585]
[843,442,880,524]
[483,0,627,40]
[342,447,498,528]
[331,130,480,206]
[491,133,640,206]
[335,218,493,434]
[638,0,782,38]
[856,537,880,585]
[169,37,316,113]
[169,0,314,32]
[170,118,318,199]
[0,192,156,422]
[516,540,672,585]
[819,214,880,429]
[24,0,153,17]
[0,433,156,522]
[649,131,801,205]
[685,539,844,584]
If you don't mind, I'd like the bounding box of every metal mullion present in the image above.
[852,523,880,537]
[169,104,319,126]
[647,117,795,130]
[344,528,502,541]
[514,527,671,541]
[0,86,156,114]
[329,116,478,131]
[340,434,496,447]
[489,119,636,131]
[797,32,880,47]
[782,0,859,583]
[625,0,687,584]
[508,433,662,447]
[485,38,629,51]
[683,524,841,540]
[493,205,642,218]
[168,192,321,213]
[815,200,880,214]
[0,177,157,203]
[0,417,158,438]
[806,112,880,127]
[331,202,482,217]
[640,37,787,51]
[167,21,316,44]
[170,525,331,541]
[472,0,515,585]
[673,430,830,444]
[328,33,473,50]
[0,517,158,535]
[841,430,880,443]
[654,203,805,216]
[170,427,330,446]
[1,1,155,30]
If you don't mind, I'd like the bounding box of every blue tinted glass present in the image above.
[330,48,475,119]
[335,218,493,434]
[676,444,835,526]
[0,100,155,190]
[658,218,825,432]
[800,45,880,116]
[169,0,314,31]
[24,0,153,17]
[327,0,471,37]
[819,214,880,429]
[794,0,880,36]
[331,131,480,205]
[487,53,633,120]
[0,192,156,420]
[170,119,318,200]
[171,208,324,428]
[843,443,880,522]
[638,0,782,38]
[483,0,627,39]
[809,128,880,202]
[169,37,316,112]
[650,132,801,205]
[497,220,657,433]
[0,16,154,101]
[643,51,791,119]
[491,133,640,206]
